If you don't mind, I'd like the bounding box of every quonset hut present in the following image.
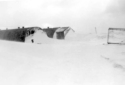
[0,26,75,43]
[53,27,75,39]
[0,26,42,42]
[42,27,58,38]
[43,27,75,39]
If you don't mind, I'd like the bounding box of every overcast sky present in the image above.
[0,0,125,33]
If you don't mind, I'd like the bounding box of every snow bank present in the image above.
[25,30,61,44]
[0,33,124,85]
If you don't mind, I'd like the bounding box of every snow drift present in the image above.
[0,33,124,85]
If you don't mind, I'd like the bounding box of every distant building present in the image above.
[42,27,59,38]
[0,26,42,42]
[53,27,75,39]
[107,28,125,44]
[43,27,75,39]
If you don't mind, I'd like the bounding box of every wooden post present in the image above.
[95,27,97,34]
[107,28,110,44]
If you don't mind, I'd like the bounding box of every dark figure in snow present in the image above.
[31,39,34,43]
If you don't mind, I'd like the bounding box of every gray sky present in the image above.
[0,0,125,33]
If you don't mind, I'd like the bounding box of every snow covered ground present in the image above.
[0,33,125,85]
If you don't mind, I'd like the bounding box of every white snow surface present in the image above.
[0,33,125,85]
[25,30,57,44]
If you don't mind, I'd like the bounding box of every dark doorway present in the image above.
[56,32,64,39]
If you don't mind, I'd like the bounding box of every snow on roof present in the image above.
[56,27,70,32]
[25,26,42,30]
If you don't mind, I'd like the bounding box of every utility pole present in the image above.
[95,27,97,34]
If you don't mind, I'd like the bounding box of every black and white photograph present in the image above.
[0,0,125,85]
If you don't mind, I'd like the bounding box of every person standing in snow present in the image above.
[31,39,34,43]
